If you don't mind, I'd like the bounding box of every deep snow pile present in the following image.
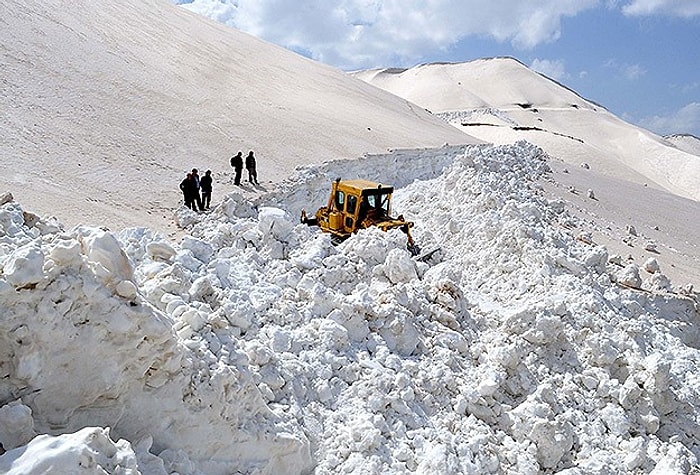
[1,142,699,474]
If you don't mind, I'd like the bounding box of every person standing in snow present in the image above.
[179,172,197,210]
[245,150,259,185]
[200,169,213,210]
[191,168,204,211]
[230,151,243,186]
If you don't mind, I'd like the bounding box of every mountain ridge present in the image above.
[352,58,700,202]
[665,134,700,156]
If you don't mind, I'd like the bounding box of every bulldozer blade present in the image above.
[415,247,441,262]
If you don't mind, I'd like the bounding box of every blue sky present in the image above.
[173,0,699,137]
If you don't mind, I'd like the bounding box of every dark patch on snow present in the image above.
[512,126,585,143]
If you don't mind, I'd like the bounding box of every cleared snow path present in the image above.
[1,142,699,474]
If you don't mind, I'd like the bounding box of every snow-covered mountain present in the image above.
[0,0,474,233]
[666,134,700,157]
[352,59,700,202]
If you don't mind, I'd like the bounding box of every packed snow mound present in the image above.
[0,205,312,474]
[1,142,700,474]
[0,0,475,233]
[353,58,700,202]
[0,427,140,475]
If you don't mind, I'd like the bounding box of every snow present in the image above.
[2,142,699,474]
[0,427,140,475]
[353,59,700,202]
[0,0,475,236]
[353,59,700,292]
[2,2,700,474]
[666,134,700,157]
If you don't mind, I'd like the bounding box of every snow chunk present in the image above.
[644,240,658,252]
[79,228,134,284]
[258,207,294,240]
[649,443,697,474]
[0,191,13,206]
[3,241,44,288]
[645,272,671,292]
[0,427,139,475]
[0,401,36,450]
[49,238,82,266]
[180,236,214,263]
[116,280,138,299]
[643,257,660,273]
[221,192,256,219]
[146,241,176,261]
[508,387,573,469]
[382,248,418,284]
[616,264,642,288]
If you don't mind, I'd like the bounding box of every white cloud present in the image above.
[176,0,237,24]
[638,102,700,136]
[604,59,646,81]
[173,0,598,69]
[621,0,700,17]
[623,64,646,80]
[530,59,568,81]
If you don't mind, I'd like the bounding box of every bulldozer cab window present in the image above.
[334,191,345,211]
[346,195,358,214]
[367,194,389,214]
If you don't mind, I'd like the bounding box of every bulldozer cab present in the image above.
[326,179,393,235]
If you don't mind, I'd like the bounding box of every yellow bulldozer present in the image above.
[301,178,422,256]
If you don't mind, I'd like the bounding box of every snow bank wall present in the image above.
[265,144,474,216]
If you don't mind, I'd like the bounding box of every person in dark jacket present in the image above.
[230,151,243,186]
[191,168,204,211]
[200,170,213,210]
[246,150,259,185]
[179,173,197,210]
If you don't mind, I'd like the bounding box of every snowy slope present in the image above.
[666,134,700,157]
[0,0,475,234]
[353,59,592,113]
[1,144,699,474]
[352,58,700,202]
